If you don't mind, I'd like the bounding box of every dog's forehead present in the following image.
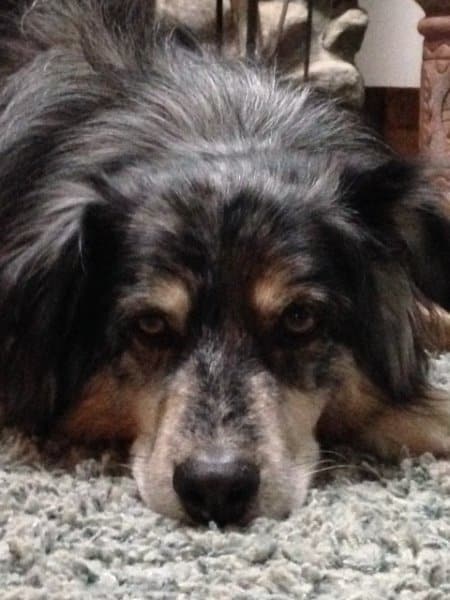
[120,171,339,324]
[128,177,322,268]
[123,198,321,322]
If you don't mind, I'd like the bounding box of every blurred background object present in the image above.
[158,1,369,106]
[155,0,450,185]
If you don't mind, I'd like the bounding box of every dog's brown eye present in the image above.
[281,303,315,335]
[136,314,167,338]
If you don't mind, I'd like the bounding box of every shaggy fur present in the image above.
[1,0,450,526]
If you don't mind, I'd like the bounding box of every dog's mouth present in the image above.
[131,428,320,526]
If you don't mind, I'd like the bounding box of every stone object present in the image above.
[157,1,368,106]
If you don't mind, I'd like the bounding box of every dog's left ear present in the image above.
[341,156,450,311]
[332,156,450,402]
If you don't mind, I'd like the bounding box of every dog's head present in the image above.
[1,40,450,525]
[4,150,447,526]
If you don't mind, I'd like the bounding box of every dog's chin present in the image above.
[130,434,319,525]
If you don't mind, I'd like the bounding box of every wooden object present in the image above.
[364,88,420,158]
[415,1,450,195]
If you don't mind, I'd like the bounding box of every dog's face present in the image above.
[57,155,410,525]
[3,142,449,525]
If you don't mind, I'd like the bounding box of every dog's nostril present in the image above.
[173,455,260,526]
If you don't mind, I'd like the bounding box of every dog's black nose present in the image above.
[173,453,260,526]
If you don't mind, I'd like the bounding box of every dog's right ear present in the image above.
[0,176,129,432]
[0,182,94,431]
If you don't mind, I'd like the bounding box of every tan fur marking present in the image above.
[318,353,450,459]
[149,280,191,330]
[420,303,450,352]
[252,269,327,321]
[252,269,291,317]
[119,278,191,332]
[59,372,139,442]
[316,353,381,443]
[280,388,327,458]
[132,369,200,521]
[361,391,450,459]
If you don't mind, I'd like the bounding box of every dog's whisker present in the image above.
[319,449,349,461]
[128,453,151,461]
[299,462,384,482]
[116,462,133,470]
[299,464,353,478]
[293,458,339,469]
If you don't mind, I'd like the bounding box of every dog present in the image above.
[1,0,450,527]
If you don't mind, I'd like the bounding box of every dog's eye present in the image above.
[136,314,168,338]
[281,303,315,336]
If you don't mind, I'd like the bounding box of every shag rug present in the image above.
[1,356,450,600]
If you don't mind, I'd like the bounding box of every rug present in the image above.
[1,356,450,600]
